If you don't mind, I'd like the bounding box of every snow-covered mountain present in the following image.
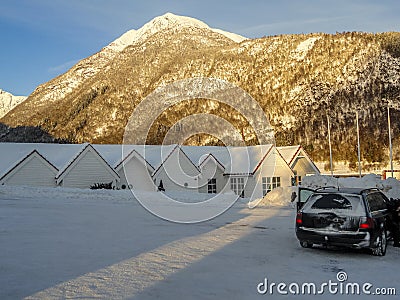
[17,13,246,105]
[1,13,400,167]
[107,13,246,52]
[0,89,26,118]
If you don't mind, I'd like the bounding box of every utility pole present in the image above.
[388,105,394,178]
[356,111,362,178]
[327,114,333,177]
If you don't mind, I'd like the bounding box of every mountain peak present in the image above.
[147,13,247,43]
[150,12,210,30]
[0,89,27,118]
[106,13,246,52]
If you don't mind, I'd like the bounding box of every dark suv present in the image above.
[295,187,391,256]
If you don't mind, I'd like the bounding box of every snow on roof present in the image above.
[133,144,177,171]
[55,143,91,179]
[0,143,283,180]
[199,153,226,170]
[98,144,178,175]
[276,145,301,165]
[227,145,274,174]
[55,144,121,181]
[0,144,34,178]
[92,144,127,168]
[0,150,59,181]
[0,143,84,178]
[180,146,223,166]
[114,149,154,172]
[181,144,274,175]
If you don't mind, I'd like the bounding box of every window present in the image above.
[311,194,352,210]
[302,194,365,216]
[230,177,245,197]
[366,193,387,212]
[296,175,302,186]
[262,177,281,196]
[208,179,217,194]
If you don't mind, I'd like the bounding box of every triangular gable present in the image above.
[287,146,302,166]
[251,145,274,174]
[152,145,200,177]
[0,150,58,183]
[225,145,275,176]
[252,146,294,176]
[56,143,119,184]
[277,145,320,174]
[115,149,155,173]
[276,145,301,166]
[293,147,320,174]
[199,153,226,171]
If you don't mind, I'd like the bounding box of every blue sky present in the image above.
[0,0,399,96]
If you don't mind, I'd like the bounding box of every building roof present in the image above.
[0,149,58,182]
[276,145,302,166]
[55,144,120,182]
[182,144,274,175]
[152,145,200,177]
[199,153,226,171]
[114,149,155,172]
[0,143,310,182]
[0,143,82,179]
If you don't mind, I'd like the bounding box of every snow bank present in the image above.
[0,185,134,203]
[302,174,400,199]
[248,186,297,208]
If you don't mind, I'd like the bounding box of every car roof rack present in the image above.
[315,186,338,191]
[359,187,381,193]
[314,187,382,195]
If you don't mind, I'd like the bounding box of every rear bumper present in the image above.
[296,227,371,248]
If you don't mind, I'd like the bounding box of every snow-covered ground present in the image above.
[1,181,400,299]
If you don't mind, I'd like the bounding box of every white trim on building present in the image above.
[0,150,58,187]
[277,145,320,185]
[55,144,120,188]
[114,149,155,190]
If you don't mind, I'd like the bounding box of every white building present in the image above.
[0,150,58,187]
[114,148,155,190]
[0,143,318,196]
[277,145,320,185]
[197,153,227,194]
[55,144,119,189]
[183,145,295,199]
[152,145,200,192]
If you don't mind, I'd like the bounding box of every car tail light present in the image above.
[359,217,374,229]
[296,212,303,225]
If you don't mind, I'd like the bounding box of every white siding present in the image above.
[117,156,155,191]
[292,155,319,178]
[243,176,257,198]
[250,151,294,199]
[153,149,199,192]
[61,150,117,189]
[2,156,56,187]
[198,159,228,193]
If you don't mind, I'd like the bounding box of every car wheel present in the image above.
[371,229,387,256]
[300,241,313,248]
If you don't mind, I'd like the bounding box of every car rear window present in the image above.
[302,193,365,216]
[311,194,352,209]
